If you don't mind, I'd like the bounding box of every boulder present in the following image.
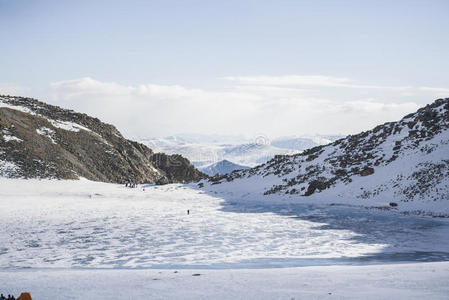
[361,167,375,176]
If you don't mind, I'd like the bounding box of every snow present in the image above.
[1,179,449,268]
[0,179,385,268]
[205,107,449,216]
[48,119,91,132]
[199,159,250,176]
[1,128,22,143]
[0,99,36,115]
[1,97,91,133]
[36,127,57,144]
[1,262,449,299]
[1,179,449,299]
[1,134,22,142]
[0,161,20,177]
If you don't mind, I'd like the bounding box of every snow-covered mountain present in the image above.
[141,134,341,169]
[200,159,250,176]
[205,98,449,216]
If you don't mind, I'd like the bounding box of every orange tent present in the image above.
[17,293,32,300]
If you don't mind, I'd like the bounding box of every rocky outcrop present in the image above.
[0,95,205,183]
[150,153,205,184]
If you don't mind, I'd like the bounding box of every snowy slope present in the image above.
[205,98,449,216]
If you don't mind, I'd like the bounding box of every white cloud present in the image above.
[48,77,426,139]
[0,83,29,96]
[224,75,351,87]
[419,87,449,97]
[223,75,412,90]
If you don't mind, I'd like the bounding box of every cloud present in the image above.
[0,83,29,96]
[48,77,426,139]
[223,75,412,90]
[419,87,449,97]
[50,77,262,138]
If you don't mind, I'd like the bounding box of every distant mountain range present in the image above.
[205,98,449,216]
[0,95,204,183]
[140,134,342,172]
[200,159,250,176]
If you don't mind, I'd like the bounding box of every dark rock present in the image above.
[305,180,328,196]
[306,154,318,162]
[360,167,375,176]
[334,169,347,177]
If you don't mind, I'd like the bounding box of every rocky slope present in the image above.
[0,95,204,183]
[206,98,449,216]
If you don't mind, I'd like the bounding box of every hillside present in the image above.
[0,95,204,183]
[205,98,449,216]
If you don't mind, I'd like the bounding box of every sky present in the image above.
[1,0,449,140]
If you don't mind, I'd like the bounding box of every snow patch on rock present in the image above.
[36,127,57,144]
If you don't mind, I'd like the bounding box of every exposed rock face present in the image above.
[0,95,205,183]
[150,153,204,184]
[209,98,449,205]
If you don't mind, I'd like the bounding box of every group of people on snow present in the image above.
[124,177,137,188]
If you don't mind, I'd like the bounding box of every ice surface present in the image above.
[1,179,449,269]
[1,179,449,299]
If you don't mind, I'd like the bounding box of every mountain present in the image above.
[0,95,204,183]
[140,134,341,168]
[205,98,449,216]
[200,159,250,176]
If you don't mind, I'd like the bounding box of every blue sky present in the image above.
[1,0,449,138]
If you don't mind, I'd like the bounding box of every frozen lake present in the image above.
[1,179,449,269]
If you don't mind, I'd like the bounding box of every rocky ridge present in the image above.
[0,95,205,183]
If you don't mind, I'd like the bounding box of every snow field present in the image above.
[1,262,448,299]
